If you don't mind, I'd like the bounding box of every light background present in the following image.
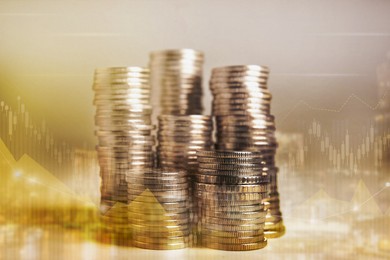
[1,0,389,145]
[0,1,390,259]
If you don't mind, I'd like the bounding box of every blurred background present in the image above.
[0,0,389,259]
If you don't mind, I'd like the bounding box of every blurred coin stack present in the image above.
[156,115,213,242]
[210,65,285,238]
[157,115,213,171]
[195,151,269,251]
[149,49,204,117]
[92,67,155,235]
[126,168,191,249]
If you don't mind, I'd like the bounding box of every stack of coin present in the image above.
[195,150,270,251]
[209,65,285,238]
[149,49,204,117]
[156,115,213,242]
[156,115,213,171]
[127,168,191,250]
[92,67,155,234]
[262,167,285,238]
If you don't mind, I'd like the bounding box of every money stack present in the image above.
[126,168,191,250]
[209,65,285,238]
[149,49,204,116]
[156,115,214,242]
[92,67,155,236]
[156,115,213,171]
[195,151,269,251]
[262,167,284,238]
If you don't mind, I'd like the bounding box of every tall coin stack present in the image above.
[156,115,213,242]
[126,168,191,250]
[209,65,285,238]
[149,49,204,117]
[156,115,213,171]
[195,151,269,251]
[93,67,155,237]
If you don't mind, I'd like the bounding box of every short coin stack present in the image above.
[149,49,204,116]
[209,65,285,238]
[127,168,191,250]
[92,67,155,235]
[195,151,270,251]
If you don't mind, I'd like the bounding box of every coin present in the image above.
[198,163,263,170]
[128,183,189,191]
[195,191,268,201]
[134,236,192,244]
[130,217,189,226]
[158,114,211,121]
[200,216,265,225]
[201,229,264,238]
[215,115,275,124]
[128,199,189,209]
[129,210,190,219]
[200,202,264,211]
[127,188,188,197]
[195,174,269,185]
[209,65,284,241]
[197,150,262,158]
[150,49,204,115]
[198,168,266,177]
[201,235,264,244]
[132,240,189,250]
[197,157,264,164]
[195,183,269,193]
[211,65,269,73]
[204,240,267,251]
[199,210,266,220]
[94,67,158,231]
[212,103,271,111]
[201,223,265,232]
[132,229,191,238]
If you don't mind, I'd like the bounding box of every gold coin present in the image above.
[201,235,264,244]
[204,239,267,251]
[132,240,188,250]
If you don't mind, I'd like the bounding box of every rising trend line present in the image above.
[320,185,389,221]
[279,86,390,124]
[279,185,390,223]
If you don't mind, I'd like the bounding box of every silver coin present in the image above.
[195,183,269,193]
[195,191,268,201]
[125,177,188,185]
[198,162,263,169]
[212,108,270,116]
[211,65,269,73]
[210,77,268,85]
[200,223,265,233]
[195,173,270,185]
[95,66,149,74]
[200,209,266,220]
[150,48,204,58]
[211,69,269,78]
[127,183,189,191]
[210,82,268,91]
[200,216,266,226]
[196,150,263,158]
[197,157,264,164]
[198,203,264,212]
[197,168,266,176]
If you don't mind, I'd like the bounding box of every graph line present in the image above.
[279,86,390,124]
